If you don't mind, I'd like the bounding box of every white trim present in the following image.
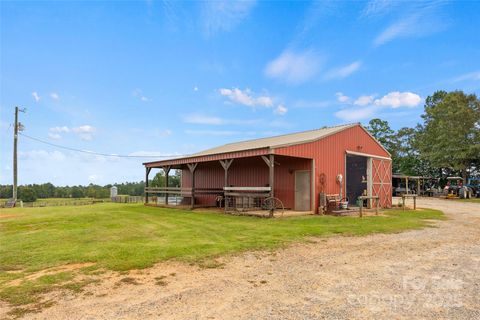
[346,150,391,161]
[311,159,315,213]
[223,186,271,191]
[367,157,373,208]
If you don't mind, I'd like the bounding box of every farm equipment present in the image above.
[443,177,463,198]
[444,176,473,199]
[466,177,480,198]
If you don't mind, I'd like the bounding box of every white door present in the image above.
[295,171,311,211]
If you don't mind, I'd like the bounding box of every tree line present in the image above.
[2,90,478,202]
[366,90,479,181]
[0,170,180,202]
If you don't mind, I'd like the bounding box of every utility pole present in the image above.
[12,106,26,201]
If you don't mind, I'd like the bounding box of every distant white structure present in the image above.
[110,186,118,198]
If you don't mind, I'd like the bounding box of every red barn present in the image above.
[143,123,392,213]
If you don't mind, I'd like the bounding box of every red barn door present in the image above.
[372,158,392,208]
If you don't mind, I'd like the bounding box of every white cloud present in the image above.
[325,61,362,80]
[335,92,350,103]
[50,92,60,100]
[72,125,96,141]
[32,91,40,102]
[354,95,375,106]
[184,114,224,125]
[48,133,62,140]
[373,3,447,47]
[133,89,150,102]
[374,91,422,108]
[202,0,256,36]
[19,150,66,162]
[185,129,239,136]
[264,50,323,84]
[128,151,177,157]
[72,125,95,134]
[274,105,288,116]
[9,148,158,185]
[335,105,378,122]
[451,71,480,83]
[50,126,70,133]
[183,114,260,125]
[335,91,422,122]
[361,0,400,17]
[193,86,199,92]
[219,88,273,107]
[88,174,100,183]
[374,15,418,46]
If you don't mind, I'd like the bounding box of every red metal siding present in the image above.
[145,148,270,168]
[274,125,392,210]
[181,155,310,208]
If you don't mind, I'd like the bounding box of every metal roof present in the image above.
[190,123,358,157]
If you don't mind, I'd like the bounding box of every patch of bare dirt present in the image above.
[1,198,479,319]
[7,263,96,286]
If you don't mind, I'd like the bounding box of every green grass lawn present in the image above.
[0,203,444,308]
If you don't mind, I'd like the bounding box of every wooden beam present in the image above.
[163,166,171,205]
[219,159,233,188]
[261,155,271,167]
[187,163,198,173]
[145,167,152,204]
[269,154,274,198]
[187,163,198,209]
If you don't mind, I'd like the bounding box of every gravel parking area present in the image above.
[14,198,480,319]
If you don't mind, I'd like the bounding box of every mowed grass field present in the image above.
[0,203,444,308]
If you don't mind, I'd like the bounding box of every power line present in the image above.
[19,132,189,159]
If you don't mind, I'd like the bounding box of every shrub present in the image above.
[19,187,37,202]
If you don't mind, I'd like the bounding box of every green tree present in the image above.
[366,118,397,155]
[416,90,480,181]
[19,187,37,202]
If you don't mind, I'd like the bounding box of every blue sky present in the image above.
[1,0,479,185]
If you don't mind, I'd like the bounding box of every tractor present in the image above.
[443,177,464,198]
[466,177,480,198]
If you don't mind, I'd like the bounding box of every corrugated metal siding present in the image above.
[181,155,310,208]
[274,125,392,209]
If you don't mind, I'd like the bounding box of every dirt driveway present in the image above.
[15,198,480,319]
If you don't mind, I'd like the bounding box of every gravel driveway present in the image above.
[17,198,480,319]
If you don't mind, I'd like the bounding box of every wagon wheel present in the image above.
[262,197,284,218]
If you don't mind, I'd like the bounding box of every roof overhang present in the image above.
[143,147,271,168]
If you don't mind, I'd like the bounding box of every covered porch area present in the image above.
[143,152,315,215]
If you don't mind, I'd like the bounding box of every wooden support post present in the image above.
[262,154,275,217]
[402,195,405,211]
[405,177,409,194]
[414,195,416,210]
[145,167,152,204]
[359,205,363,218]
[261,155,275,198]
[163,166,171,205]
[375,198,379,215]
[219,159,234,188]
[269,154,274,198]
[417,179,421,196]
[187,163,198,209]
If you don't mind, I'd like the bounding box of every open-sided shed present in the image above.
[143,123,392,213]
